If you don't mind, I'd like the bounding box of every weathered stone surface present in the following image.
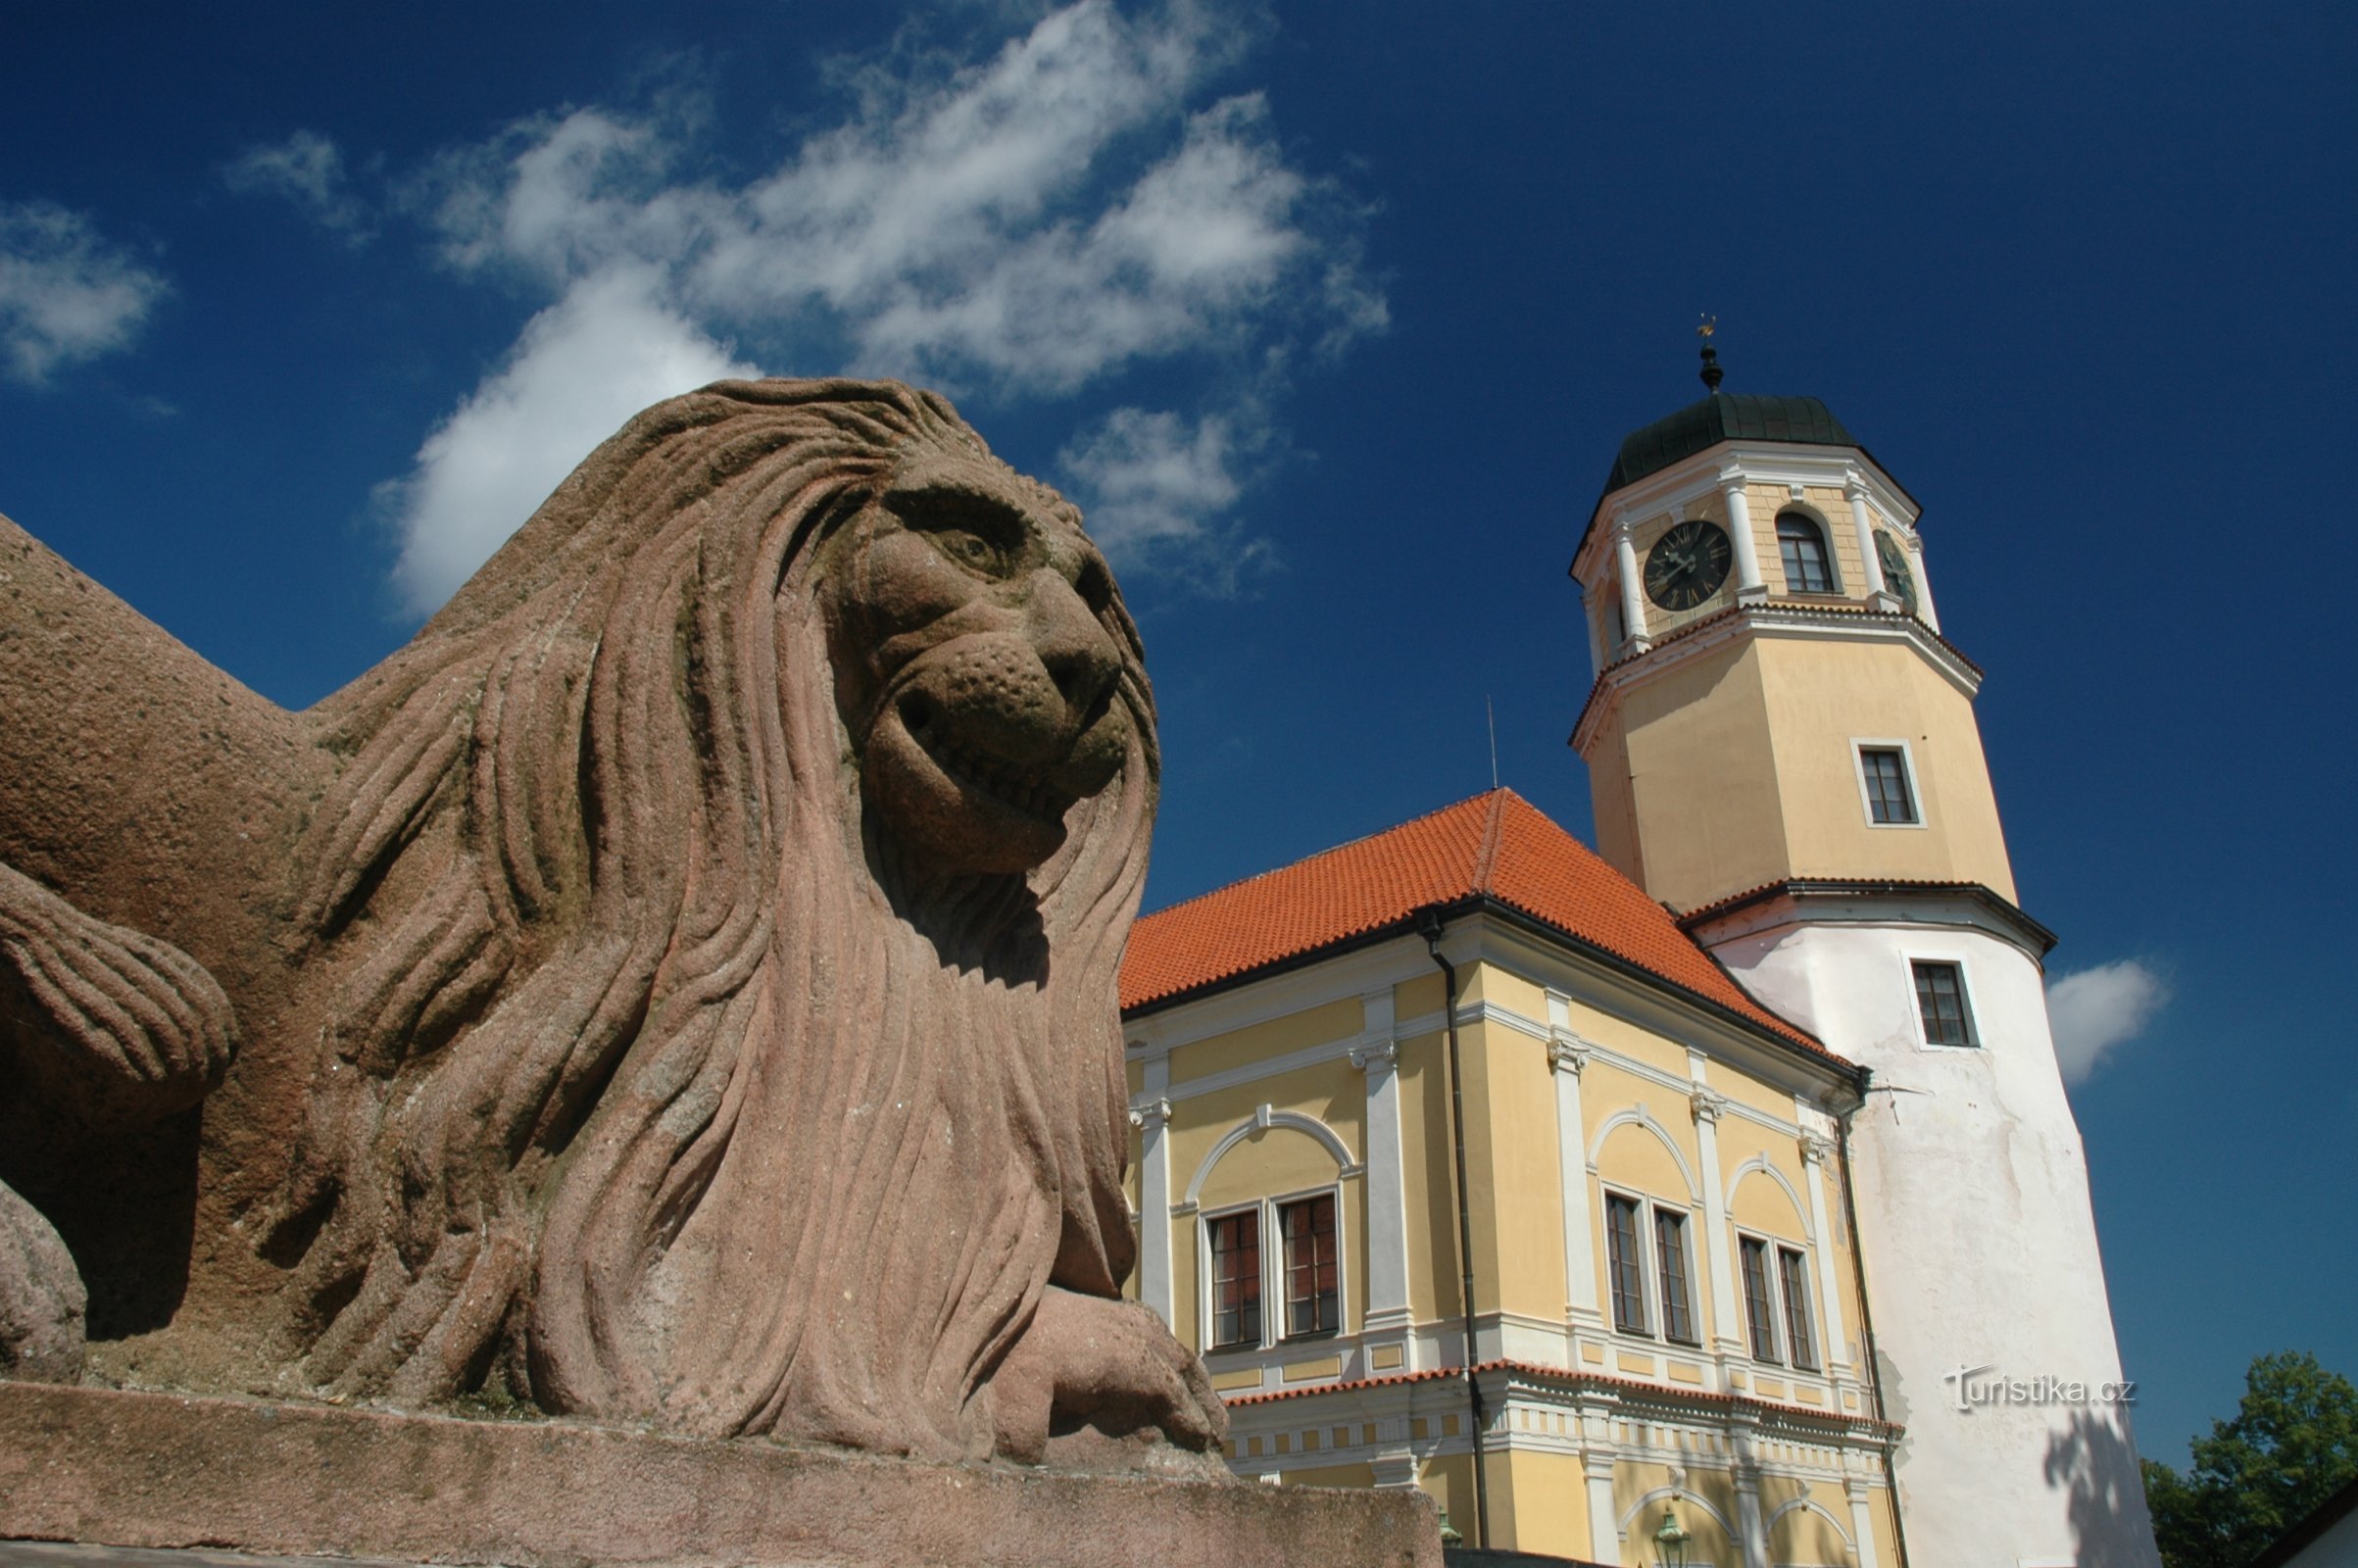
[0,380,1215,1472]
[0,1382,1440,1568]
[0,1185,83,1382]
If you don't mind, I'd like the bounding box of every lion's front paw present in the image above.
[992,1286,1229,1475]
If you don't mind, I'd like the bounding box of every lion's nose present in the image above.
[1024,568,1119,722]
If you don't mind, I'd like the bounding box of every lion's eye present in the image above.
[935,529,1006,575]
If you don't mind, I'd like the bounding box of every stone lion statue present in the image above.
[0,378,1222,1472]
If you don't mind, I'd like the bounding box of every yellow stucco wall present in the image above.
[1757,633,2016,899]
[1458,1010,1567,1321]
[1594,627,2013,911]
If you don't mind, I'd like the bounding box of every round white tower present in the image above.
[1569,339,2158,1565]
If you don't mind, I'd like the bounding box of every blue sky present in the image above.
[3,1,2351,1464]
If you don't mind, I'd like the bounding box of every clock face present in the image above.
[1875,533,1919,614]
[1643,520,1733,611]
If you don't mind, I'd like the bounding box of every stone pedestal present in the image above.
[0,1383,1437,1568]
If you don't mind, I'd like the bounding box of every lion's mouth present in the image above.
[897,693,1080,826]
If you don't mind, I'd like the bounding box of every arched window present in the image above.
[1776,512,1838,594]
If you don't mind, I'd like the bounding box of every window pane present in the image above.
[1210,1210,1261,1348]
[1653,1208,1696,1345]
[1779,1249,1819,1370]
[1281,1195,1338,1337]
[1912,960,1976,1047]
[1605,1195,1648,1335]
[1740,1237,1780,1361]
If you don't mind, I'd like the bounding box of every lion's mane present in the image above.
[262,379,1156,1460]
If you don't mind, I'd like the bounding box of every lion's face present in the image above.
[814,452,1135,876]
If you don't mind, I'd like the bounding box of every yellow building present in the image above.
[1118,352,2156,1565]
[1119,789,1901,1565]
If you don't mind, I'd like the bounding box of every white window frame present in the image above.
[1773,1243,1821,1372]
[1600,1188,1700,1347]
[1902,953,1982,1051]
[1199,1199,1267,1354]
[1197,1183,1349,1355]
[1851,738,1926,830]
[1648,1200,1702,1348]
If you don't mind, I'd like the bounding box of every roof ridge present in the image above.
[1471,788,1508,891]
[1136,788,1511,921]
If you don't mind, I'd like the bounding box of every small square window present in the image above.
[1859,747,1919,825]
[1912,959,1978,1048]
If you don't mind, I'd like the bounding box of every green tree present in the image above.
[2142,1350,2358,1568]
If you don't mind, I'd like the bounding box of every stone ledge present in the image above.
[0,1383,1438,1568]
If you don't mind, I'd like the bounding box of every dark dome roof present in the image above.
[1605,393,1855,493]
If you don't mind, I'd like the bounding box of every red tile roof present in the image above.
[1119,789,1832,1057]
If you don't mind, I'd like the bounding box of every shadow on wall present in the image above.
[2043,1406,2161,1567]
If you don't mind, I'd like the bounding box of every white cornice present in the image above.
[1571,604,1981,758]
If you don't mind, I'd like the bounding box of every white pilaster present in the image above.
[1690,1076,1743,1372]
[1613,517,1650,655]
[1352,988,1413,1340]
[1846,1477,1883,1568]
[1907,537,1941,631]
[1549,1030,1602,1331]
[1796,1132,1854,1381]
[1132,1080,1174,1325]
[1844,468,1894,610]
[1721,469,1766,603]
[1579,1404,1622,1563]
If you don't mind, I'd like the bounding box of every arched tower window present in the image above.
[1776,512,1838,594]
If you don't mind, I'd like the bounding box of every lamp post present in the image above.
[1651,1502,1691,1568]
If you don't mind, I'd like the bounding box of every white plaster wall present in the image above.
[1709,920,2161,1567]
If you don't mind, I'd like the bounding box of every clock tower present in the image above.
[1570,338,2159,1564]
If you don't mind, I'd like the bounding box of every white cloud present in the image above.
[1057,404,1242,557]
[0,202,169,384]
[223,130,370,240]
[379,0,1378,613]
[385,267,755,612]
[2046,958,2171,1087]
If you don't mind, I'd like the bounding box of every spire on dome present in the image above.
[1696,315,1724,392]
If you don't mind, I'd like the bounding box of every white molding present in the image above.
[1572,604,1979,758]
[1183,1107,1361,1208]
[1762,1494,1857,1550]
[1589,1107,1702,1200]
[1723,1154,1808,1226]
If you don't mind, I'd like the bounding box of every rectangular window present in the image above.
[1652,1208,1697,1345]
[1778,1248,1819,1370]
[1605,1194,1649,1335]
[1208,1209,1261,1349]
[1280,1195,1339,1339]
[1912,959,1977,1047]
[1859,746,1919,824]
[1740,1236,1781,1361]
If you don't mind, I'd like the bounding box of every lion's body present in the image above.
[0,381,1218,1466]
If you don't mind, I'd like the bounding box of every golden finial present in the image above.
[1696,314,1717,339]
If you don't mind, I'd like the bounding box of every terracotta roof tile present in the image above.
[1120,789,1831,1057]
